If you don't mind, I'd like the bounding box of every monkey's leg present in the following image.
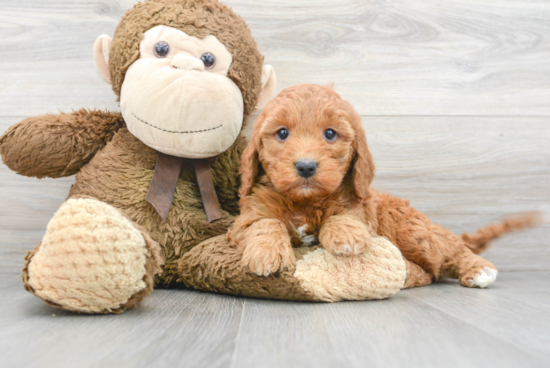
[21,197,162,314]
[0,109,123,178]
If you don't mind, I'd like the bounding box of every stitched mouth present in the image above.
[132,113,223,134]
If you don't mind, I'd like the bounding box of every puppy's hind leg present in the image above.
[453,250,498,288]
[403,260,433,289]
[376,192,498,288]
[435,232,498,288]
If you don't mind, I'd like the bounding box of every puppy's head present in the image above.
[240,84,375,203]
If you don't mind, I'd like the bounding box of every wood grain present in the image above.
[1,271,549,368]
[412,275,550,359]
[0,0,549,116]
[231,279,549,368]
[0,273,245,368]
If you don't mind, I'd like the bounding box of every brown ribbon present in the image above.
[194,159,222,223]
[146,152,222,222]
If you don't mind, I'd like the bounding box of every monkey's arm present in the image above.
[0,109,124,178]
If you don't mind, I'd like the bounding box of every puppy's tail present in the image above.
[462,211,544,254]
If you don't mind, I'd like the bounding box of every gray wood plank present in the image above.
[0,0,549,116]
[2,116,548,272]
[236,0,550,116]
[1,271,549,368]
[0,272,244,368]
[407,272,550,360]
[0,0,126,115]
[231,273,549,368]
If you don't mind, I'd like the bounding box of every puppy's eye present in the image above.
[324,129,337,142]
[154,41,170,58]
[276,128,289,141]
[200,52,216,69]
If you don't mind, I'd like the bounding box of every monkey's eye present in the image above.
[276,128,289,141]
[200,52,216,69]
[324,128,337,142]
[154,41,170,58]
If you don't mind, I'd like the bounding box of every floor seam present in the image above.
[416,296,547,360]
[229,298,246,368]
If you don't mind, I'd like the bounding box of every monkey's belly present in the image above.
[68,128,237,276]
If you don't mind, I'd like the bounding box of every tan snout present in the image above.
[289,139,323,171]
[171,54,205,71]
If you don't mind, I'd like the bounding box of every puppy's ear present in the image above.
[239,119,263,197]
[351,122,375,203]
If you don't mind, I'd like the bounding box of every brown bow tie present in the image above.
[146,152,222,222]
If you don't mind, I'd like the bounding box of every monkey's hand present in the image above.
[0,109,123,178]
[319,215,372,255]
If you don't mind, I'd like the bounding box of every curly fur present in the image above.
[230,85,378,275]
[230,84,509,287]
[462,211,543,254]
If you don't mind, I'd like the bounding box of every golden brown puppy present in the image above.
[228,84,504,288]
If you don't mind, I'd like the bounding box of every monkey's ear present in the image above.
[255,65,277,110]
[93,34,113,84]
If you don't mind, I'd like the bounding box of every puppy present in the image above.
[228,84,517,288]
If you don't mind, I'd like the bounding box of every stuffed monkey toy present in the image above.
[0,0,415,313]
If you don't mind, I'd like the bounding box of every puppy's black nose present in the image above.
[295,159,317,178]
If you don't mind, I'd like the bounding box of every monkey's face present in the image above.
[120,25,244,158]
[94,1,277,159]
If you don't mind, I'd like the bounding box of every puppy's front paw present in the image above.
[319,216,372,255]
[241,235,296,276]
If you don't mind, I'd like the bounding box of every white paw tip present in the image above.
[343,244,352,253]
[470,267,498,288]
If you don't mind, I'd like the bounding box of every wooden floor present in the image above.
[1,0,550,367]
[1,269,549,368]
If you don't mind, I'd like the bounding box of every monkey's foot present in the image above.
[22,197,162,314]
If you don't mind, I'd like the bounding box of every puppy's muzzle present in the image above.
[295,159,317,178]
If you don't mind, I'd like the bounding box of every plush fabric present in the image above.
[109,0,264,118]
[176,235,407,302]
[22,197,162,314]
[93,34,112,83]
[1,0,411,313]
[0,109,123,178]
[292,237,406,302]
[120,25,245,158]
[68,128,241,287]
